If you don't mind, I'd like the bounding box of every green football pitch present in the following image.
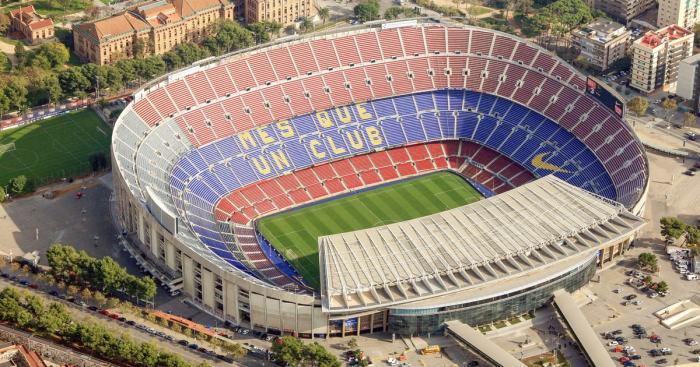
[257,171,483,290]
[0,109,112,188]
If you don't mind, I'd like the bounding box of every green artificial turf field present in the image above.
[257,171,483,290]
[0,109,112,188]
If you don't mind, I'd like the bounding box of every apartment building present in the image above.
[244,0,316,27]
[590,0,655,24]
[676,53,700,112]
[630,25,694,94]
[658,0,700,29]
[572,18,631,71]
[7,5,54,44]
[73,0,234,65]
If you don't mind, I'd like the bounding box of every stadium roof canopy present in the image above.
[319,175,645,312]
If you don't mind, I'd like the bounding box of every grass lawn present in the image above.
[257,171,482,290]
[0,109,111,188]
[468,5,493,16]
[2,0,90,18]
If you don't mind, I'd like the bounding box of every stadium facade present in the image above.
[112,19,649,338]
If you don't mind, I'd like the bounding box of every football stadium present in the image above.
[112,19,650,338]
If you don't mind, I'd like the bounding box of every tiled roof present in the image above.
[8,5,35,16]
[171,0,227,17]
[76,11,150,41]
[75,0,229,42]
[28,18,53,30]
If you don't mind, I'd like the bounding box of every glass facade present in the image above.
[387,256,597,336]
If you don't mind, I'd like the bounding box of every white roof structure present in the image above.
[319,176,646,312]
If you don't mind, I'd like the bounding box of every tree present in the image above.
[660,217,687,240]
[29,43,70,69]
[133,39,147,59]
[133,341,159,367]
[0,13,9,34]
[271,336,340,367]
[627,96,648,117]
[661,98,677,120]
[354,0,380,22]
[58,68,90,98]
[684,111,696,127]
[638,253,658,272]
[248,22,271,44]
[81,288,93,301]
[271,336,305,366]
[656,281,669,293]
[695,23,700,47]
[686,225,700,245]
[318,7,330,24]
[347,337,358,349]
[300,18,314,33]
[205,20,254,55]
[67,284,80,296]
[534,0,592,46]
[11,175,27,194]
[0,186,4,203]
[514,0,533,14]
[106,297,120,308]
[2,77,28,113]
[222,342,247,360]
[38,302,71,334]
[93,291,106,307]
[41,73,63,106]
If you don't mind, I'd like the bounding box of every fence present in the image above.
[0,99,92,131]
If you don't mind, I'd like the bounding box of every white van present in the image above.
[686,274,698,280]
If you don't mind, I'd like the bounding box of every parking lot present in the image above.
[582,245,700,366]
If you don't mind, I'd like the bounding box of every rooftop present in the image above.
[637,24,693,48]
[319,175,646,312]
[8,5,53,30]
[75,0,229,41]
[576,18,628,43]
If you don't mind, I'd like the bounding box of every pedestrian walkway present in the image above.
[444,320,527,367]
[552,290,615,367]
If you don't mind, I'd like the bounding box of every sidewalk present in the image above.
[628,116,700,157]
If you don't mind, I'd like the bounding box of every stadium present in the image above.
[112,19,649,338]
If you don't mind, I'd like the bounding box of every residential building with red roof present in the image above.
[630,24,694,94]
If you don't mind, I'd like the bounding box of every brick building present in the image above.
[7,6,54,45]
[244,0,316,27]
[73,0,234,65]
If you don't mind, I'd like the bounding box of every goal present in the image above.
[0,142,15,156]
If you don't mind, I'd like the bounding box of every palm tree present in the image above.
[318,7,330,24]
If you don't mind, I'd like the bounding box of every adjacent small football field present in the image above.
[257,171,483,290]
[0,109,112,187]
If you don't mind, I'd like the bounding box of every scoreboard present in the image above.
[586,77,625,118]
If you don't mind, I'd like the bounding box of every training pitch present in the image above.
[0,110,111,187]
[257,171,483,289]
